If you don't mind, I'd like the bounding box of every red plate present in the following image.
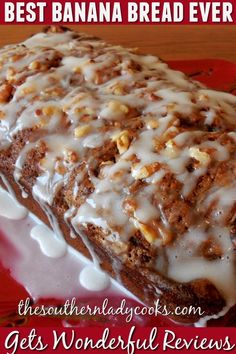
[168,59,236,94]
[0,59,236,327]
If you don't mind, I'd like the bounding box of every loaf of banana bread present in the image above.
[0,26,235,323]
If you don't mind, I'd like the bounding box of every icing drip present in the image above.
[79,266,110,292]
[30,224,67,258]
[0,187,28,220]
[0,187,133,301]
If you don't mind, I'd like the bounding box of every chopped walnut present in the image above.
[146,118,159,129]
[153,221,173,246]
[42,106,61,117]
[29,61,42,70]
[112,130,130,154]
[21,86,36,95]
[189,147,210,166]
[106,82,125,95]
[108,100,129,114]
[132,162,160,180]
[153,126,179,152]
[43,87,65,98]
[74,124,91,138]
[135,220,159,244]
[6,67,16,82]
[163,139,179,158]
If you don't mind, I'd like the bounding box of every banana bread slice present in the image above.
[0,26,235,323]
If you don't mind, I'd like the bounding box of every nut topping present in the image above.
[108,100,129,114]
[112,130,130,154]
[163,139,179,158]
[132,162,160,180]
[189,147,210,166]
[134,220,159,244]
[74,124,91,138]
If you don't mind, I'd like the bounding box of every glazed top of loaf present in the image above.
[0,27,235,308]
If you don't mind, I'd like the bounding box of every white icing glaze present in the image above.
[205,184,236,222]
[0,204,135,302]
[0,214,85,300]
[194,303,234,327]
[167,226,236,306]
[0,187,28,220]
[79,266,110,292]
[30,224,67,258]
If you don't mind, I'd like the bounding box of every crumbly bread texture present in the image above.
[0,26,235,323]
